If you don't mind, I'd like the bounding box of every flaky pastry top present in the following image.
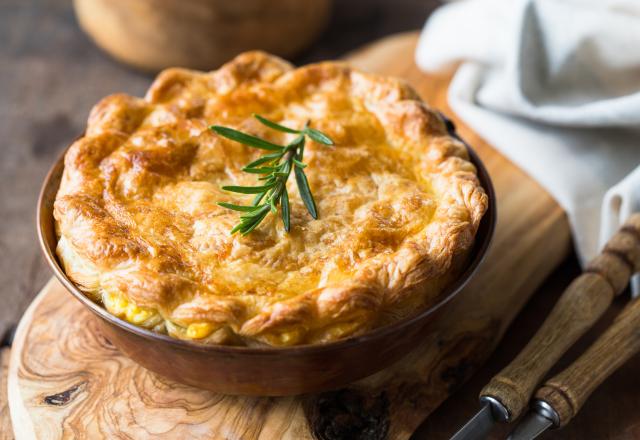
[53,52,488,346]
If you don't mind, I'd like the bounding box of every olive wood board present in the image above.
[7,32,571,440]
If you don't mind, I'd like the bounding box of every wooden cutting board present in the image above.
[7,32,571,440]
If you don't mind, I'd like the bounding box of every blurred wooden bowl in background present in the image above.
[73,0,332,72]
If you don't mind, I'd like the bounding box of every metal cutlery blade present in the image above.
[506,411,553,440]
[450,403,495,440]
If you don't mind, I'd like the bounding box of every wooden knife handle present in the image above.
[535,294,640,427]
[480,213,640,420]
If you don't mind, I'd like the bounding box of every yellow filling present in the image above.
[186,322,216,339]
[103,292,158,327]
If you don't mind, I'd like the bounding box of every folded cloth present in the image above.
[416,0,640,294]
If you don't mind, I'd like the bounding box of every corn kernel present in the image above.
[103,292,127,317]
[124,304,138,321]
[277,329,302,345]
[103,292,156,325]
[115,296,128,312]
[128,307,152,324]
[186,322,216,339]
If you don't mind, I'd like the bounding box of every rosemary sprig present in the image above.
[210,114,334,235]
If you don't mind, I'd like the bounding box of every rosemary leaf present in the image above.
[304,127,334,146]
[212,115,331,234]
[240,204,270,219]
[254,114,300,134]
[211,126,283,151]
[222,183,276,194]
[281,188,290,232]
[242,166,278,174]
[240,209,265,220]
[294,167,318,219]
[217,202,260,212]
[241,209,270,235]
[245,153,284,169]
[297,137,306,161]
[281,160,291,175]
[252,193,266,206]
[230,222,246,235]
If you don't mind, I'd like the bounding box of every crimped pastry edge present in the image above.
[53,51,489,346]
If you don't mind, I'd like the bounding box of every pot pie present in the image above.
[54,52,488,347]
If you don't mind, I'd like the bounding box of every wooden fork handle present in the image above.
[480,213,640,421]
[535,294,640,427]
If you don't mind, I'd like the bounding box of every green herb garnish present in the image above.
[210,114,334,235]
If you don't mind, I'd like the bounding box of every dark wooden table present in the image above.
[416,258,640,440]
[1,1,638,439]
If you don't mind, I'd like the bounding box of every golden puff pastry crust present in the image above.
[53,51,488,347]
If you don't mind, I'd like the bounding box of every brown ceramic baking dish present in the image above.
[37,120,496,396]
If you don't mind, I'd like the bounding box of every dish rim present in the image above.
[37,120,497,356]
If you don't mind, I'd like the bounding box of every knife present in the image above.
[451,213,640,440]
[508,291,640,440]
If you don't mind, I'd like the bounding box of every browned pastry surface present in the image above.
[53,51,488,346]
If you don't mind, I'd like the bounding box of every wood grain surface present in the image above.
[481,214,640,421]
[416,256,640,440]
[73,0,331,72]
[7,32,571,440]
[536,292,640,427]
[0,349,12,440]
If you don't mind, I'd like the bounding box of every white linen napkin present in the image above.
[416,0,640,294]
